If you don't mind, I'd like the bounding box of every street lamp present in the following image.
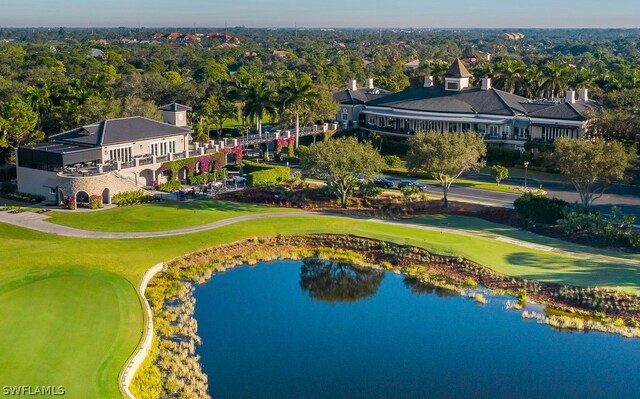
[524,161,529,190]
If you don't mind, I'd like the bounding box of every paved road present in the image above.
[1,210,638,267]
[466,173,640,216]
[379,171,640,216]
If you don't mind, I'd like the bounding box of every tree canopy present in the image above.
[406,131,486,207]
[553,137,635,208]
[300,136,386,208]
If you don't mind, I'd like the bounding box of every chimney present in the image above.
[423,75,434,88]
[578,87,589,102]
[481,77,491,91]
[365,78,374,89]
[349,80,357,91]
[566,89,576,104]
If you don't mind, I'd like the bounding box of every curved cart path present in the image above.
[1,210,639,267]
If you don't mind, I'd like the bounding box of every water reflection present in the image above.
[403,275,459,298]
[299,259,384,303]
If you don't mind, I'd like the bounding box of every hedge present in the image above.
[486,147,521,166]
[243,160,275,173]
[0,191,46,204]
[513,193,569,224]
[247,166,291,187]
[112,190,159,206]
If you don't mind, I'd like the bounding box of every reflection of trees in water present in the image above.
[403,276,458,298]
[299,258,384,303]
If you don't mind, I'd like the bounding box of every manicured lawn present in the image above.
[2,209,640,398]
[45,200,293,232]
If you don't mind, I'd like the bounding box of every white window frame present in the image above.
[151,140,176,156]
[109,145,133,162]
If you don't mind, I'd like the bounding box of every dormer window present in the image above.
[447,82,459,91]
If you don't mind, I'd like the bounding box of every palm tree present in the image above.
[572,67,598,90]
[242,80,277,137]
[279,74,319,147]
[229,69,258,126]
[25,80,52,129]
[523,64,545,98]
[424,60,449,85]
[471,62,493,83]
[494,59,526,94]
[542,62,573,99]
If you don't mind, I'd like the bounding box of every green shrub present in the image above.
[513,193,569,224]
[491,165,509,184]
[384,155,402,168]
[357,182,383,198]
[516,289,527,305]
[112,190,158,206]
[1,180,16,194]
[248,166,291,187]
[486,147,521,166]
[401,185,422,201]
[89,194,103,209]
[156,180,182,193]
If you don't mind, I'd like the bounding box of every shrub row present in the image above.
[0,191,45,204]
[156,180,182,193]
[513,193,569,224]
[112,190,158,206]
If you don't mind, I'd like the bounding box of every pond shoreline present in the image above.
[133,234,640,398]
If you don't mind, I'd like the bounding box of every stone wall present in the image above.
[58,171,148,204]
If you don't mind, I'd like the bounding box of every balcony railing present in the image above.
[139,157,154,166]
[362,124,415,135]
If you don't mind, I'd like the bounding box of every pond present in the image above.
[193,260,640,399]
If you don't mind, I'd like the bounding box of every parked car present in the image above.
[398,179,425,189]
[373,177,395,188]
[355,173,368,183]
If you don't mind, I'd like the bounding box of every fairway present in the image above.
[45,200,292,232]
[2,209,640,398]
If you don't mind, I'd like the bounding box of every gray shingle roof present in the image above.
[444,59,472,78]
[527,101,600,121]
[365,86,530,116]
[333,88,392,105]
[50,116,192,146]
[158,103,192,111]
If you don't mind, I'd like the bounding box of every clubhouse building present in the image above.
[334,59,598,150]
[16,104,195,205]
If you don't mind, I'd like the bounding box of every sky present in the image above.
[1,0,639,28]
